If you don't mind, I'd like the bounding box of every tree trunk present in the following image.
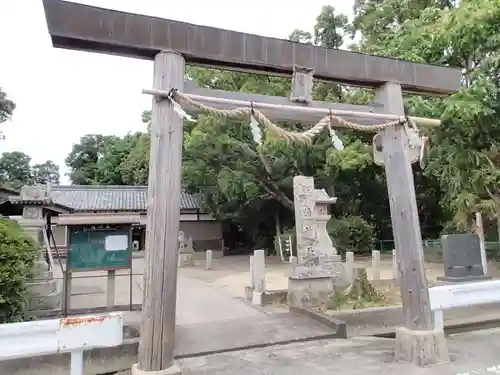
[343,267,376,299]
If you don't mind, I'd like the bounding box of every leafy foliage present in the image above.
[0,87,15,125]
[327,215,375,255]
[0,152,60,189]
[0,218,38,323]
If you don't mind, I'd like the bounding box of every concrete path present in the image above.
[125,275,340,358]
[177,328,500,375]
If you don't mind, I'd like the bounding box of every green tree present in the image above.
[0,87,15,125]
[32,160,60,185]
[351,0,500,232]
[0,218,38,323]
[95,133,142,185]
[0,151,33,189]
[0,87,15,141]
[65,134,113,185]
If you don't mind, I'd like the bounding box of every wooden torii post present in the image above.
[41,0,461,372]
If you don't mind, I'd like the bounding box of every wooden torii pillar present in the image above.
[41,0,461,372]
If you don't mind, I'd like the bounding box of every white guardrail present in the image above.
[429,279,500,331]
[0,312,123,375]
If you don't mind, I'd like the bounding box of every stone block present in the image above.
[26,278,59,296]
[205,250,213,270]
[394,326,449,366]
[287,275,334,308]
[33,259,50,275]
[27,289,62,311]
[252,250,266,305]
[372,250,380,280]
[131,362,181,375]
[438,234,491,282]
[178,253,194,268]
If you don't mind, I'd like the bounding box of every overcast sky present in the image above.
[0,0,354,184]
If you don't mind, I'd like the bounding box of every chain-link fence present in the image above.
[376,239,500,263]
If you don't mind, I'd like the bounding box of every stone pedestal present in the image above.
[178,233,194,268]
[394,327,449,366]
[287,274,334,308]
[14,185,63,312]
[131,362,182,375]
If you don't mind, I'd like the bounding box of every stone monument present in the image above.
[437,234,492,283]
[288,176,348,308]
[178,231,194,267]
[13,185,62,312]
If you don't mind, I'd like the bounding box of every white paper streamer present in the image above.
[407,128,421,149]
[249,115,262,145]
[171,99,195,122]
[328,123,344,150]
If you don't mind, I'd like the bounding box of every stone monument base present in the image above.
[27,260,63,312]
[178,253,194,268]
[394,326,449,366]
[131,362,182,375]
[437,275,492,283]
[287,274,334,309]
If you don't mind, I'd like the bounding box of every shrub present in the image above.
[0,218,38,323]
[327,215,375,255]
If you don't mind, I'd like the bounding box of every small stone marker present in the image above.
[205,250,213,270]
[437,234,492,282]
[289,256,298,275]
[178,234,195,267]
[252,249,266,306]
[372,250,380,281]
[345,251,354,282]
[392,249,399,282]
[249,255,255,289]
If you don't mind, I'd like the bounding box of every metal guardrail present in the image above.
[0,313,123,375]
[429,280,500,331]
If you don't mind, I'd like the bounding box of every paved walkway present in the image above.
[124,275,340,358]
[177,328,500,375]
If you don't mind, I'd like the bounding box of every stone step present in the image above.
[32,269,54,282]
[33,259,50,274]
[26,278,61,297]
[26,289,62,311]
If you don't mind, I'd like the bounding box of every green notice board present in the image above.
[68,224,132,271]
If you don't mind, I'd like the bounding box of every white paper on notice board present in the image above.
[105,235,128,251]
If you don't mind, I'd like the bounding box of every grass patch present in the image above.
[325,291,391,310]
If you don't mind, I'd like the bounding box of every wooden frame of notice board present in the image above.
[66,224,132,272]
[58,214,140,316]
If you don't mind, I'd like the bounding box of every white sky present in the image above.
[0,0,354,184]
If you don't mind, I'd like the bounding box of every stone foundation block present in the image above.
[394,326,449,366]
[287,276,334,308]
[131,362,181,375]
[26,278,59,296]
[27,289,62,311]
[178,253,194,268]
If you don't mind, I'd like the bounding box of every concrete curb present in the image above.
[289,307,347,339]
[244,287,288,305]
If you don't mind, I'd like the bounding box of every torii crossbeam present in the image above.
[41,0,462,373]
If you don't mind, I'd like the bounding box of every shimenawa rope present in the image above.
[172,90,412,144]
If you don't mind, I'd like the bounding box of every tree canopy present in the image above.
[0,152,60,189]
[63,0,500,250]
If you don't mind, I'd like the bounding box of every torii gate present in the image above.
[41,1,461,373]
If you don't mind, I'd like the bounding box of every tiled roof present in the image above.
[50,185,200,212]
